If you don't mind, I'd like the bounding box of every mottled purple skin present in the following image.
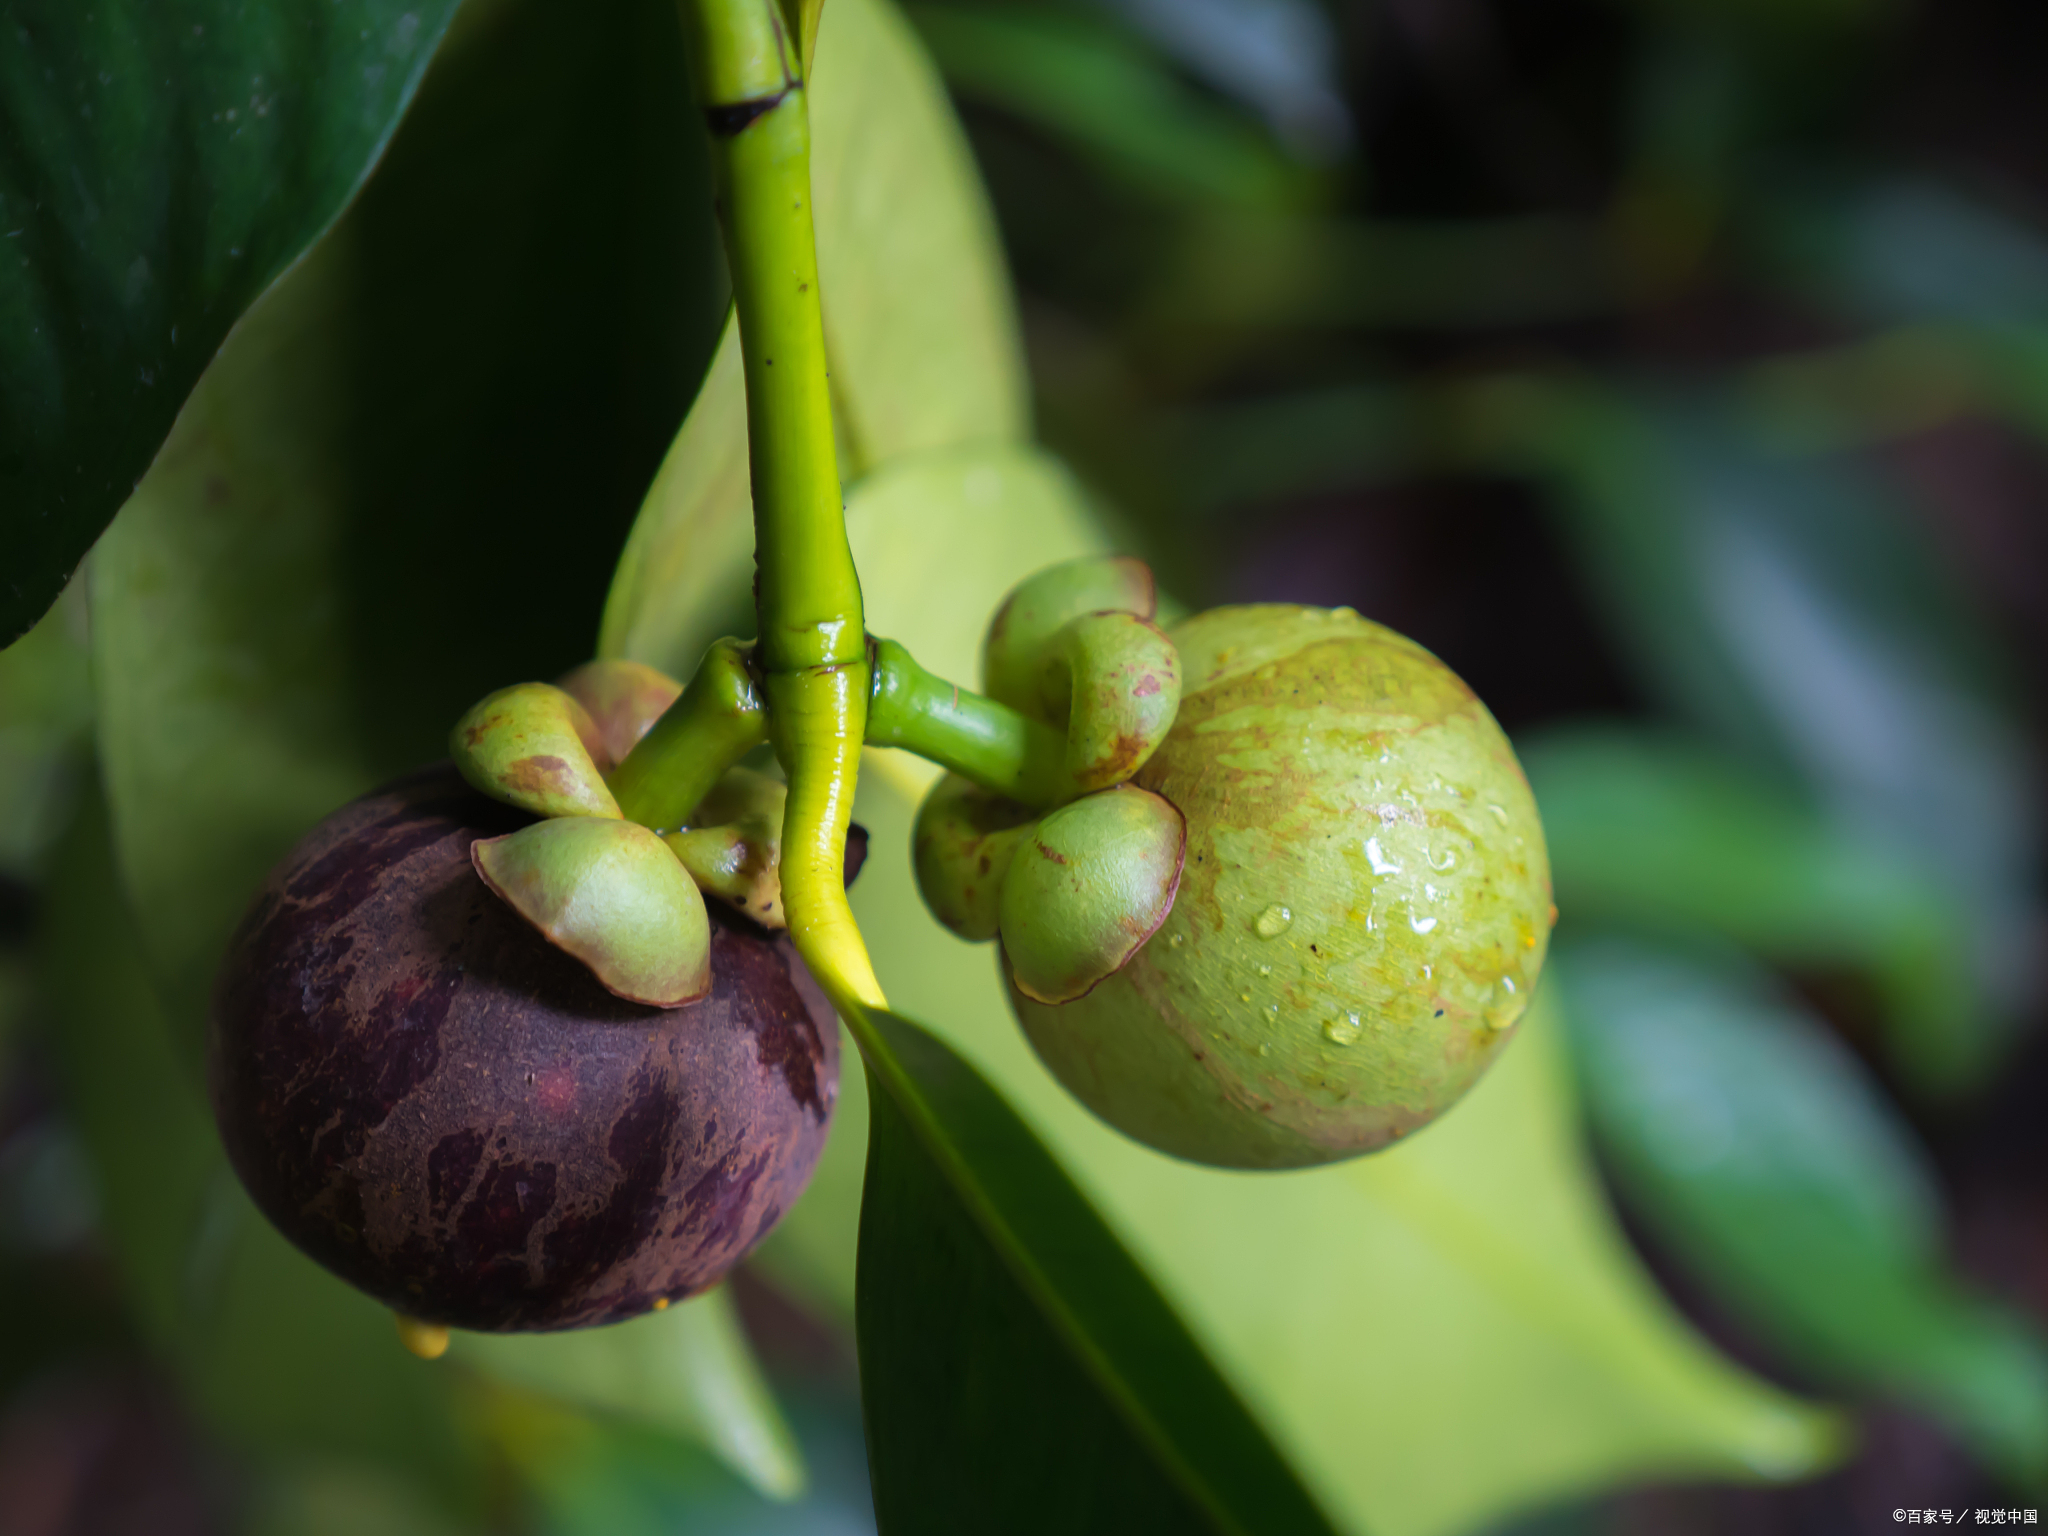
[209,764,848,1333]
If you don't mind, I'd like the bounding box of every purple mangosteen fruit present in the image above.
[209,763,859,1333]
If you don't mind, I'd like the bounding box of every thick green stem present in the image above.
[865,638,1074,806]
[683,0,880,1008]
[608,638,768,828]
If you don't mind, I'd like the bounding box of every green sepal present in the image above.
[1000,786,1186,1005]
[1057,612,1181,793]
[450,682,620,819]
[471,817,710,1007]
[556,658,684,769]
[912,773,1039,941]
[982,555,1157,718]
[662,766,789,928]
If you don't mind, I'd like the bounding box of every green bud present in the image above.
[1009,605,1554,1169]
[471,816,710,1007]
[982,555,1156,719]
[999,785,1185,1005]
[661,766,788,927]
[912,774,1038,941]
[450,683,620,820]
[556,658,683,769]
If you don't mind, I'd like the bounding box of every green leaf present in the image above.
[0,0,466,644]
[600,0,1029,675]
[1556,936,2048,1487]
[598,319,758,681]
[906,2,1310,212]
[1520,725,1979,1086]
[89,0,724,1062]
[810,0,1030,467]
[856,1010,1338,1534]
[0,582,92,878]
[451,1288,805,1503]
[822,772,1842,1536]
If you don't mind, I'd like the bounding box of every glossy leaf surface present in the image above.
[857,1013,1332,1534]
[1558,936,2048,1486]
[0,0,465,643]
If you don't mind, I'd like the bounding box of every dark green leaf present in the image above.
[854,1007,1338,1536]
[1557,935,2048,1487]
[0,0,467,644]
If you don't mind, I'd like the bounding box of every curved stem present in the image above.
[608,637,769,828]
[865,638,1074,806]
[683,0,882,1010]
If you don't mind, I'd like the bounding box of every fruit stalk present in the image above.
[680,0,881,1009]
[865,638,1074,806]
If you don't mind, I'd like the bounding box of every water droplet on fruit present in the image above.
[1410,915,1438,934]
[1365,837,1400,876]
[1323,1013,1362,1046]
[1256,964,1272,977]
[1263,1005,1280,1024]
[1253,904,1293,939]
[1257,1041,1271,1056]
[1481,976,1522,1031]
[1168,932,1185,948]
[1239,992,1252,1004]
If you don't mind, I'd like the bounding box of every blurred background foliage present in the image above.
[3,0,2047,1531]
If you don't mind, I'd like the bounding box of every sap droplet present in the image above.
[1323,1013,1362,1046]
[1239,992,1252,1004]
[1253,904,1293,939]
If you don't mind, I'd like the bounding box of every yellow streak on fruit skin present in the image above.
[394,1314,451,1360]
